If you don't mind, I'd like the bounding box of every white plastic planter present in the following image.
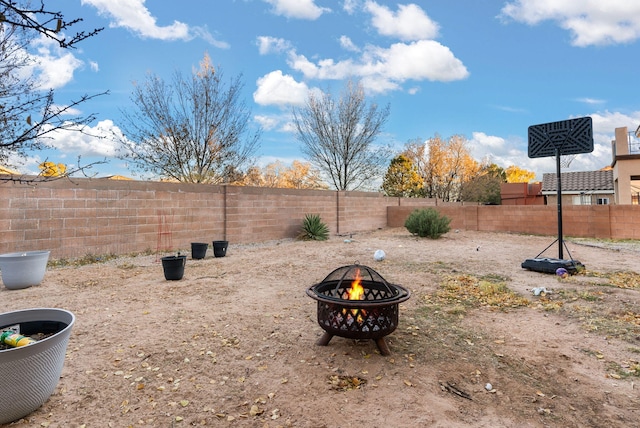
[0,250,50,290]
[0,308,75,424]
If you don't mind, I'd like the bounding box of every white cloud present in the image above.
[89,61,99,72]
[46,119,122,158]
[253,70,311,106]
[287,40,468,93]
[576,97,606,105]
[257,36,292,55]
[367,41,468,82]
[343,0,360,14]
[339,35,359,52]
[254,112,297,133]
[491,104,528,114]
[192,26,230,49]
[263,0,330,20]
[52,105,82,117]
[500,0,640,46]
[29,36,83,90]
[365,1,439,41]
[254,115,280,131]
[588,111,640,137]
[82,0,228,46]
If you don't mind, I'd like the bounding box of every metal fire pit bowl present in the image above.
[306,263,410,355]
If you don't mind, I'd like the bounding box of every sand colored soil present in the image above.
[2,228,640,427]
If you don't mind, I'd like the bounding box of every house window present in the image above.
[597,198,609,205]
[573,195,592,205]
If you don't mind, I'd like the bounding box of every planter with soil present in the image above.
[0,308,75,424]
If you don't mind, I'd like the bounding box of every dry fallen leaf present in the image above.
[250,405,263,416]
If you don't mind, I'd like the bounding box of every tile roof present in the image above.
[541,170,614,193]
[0,165,20,174]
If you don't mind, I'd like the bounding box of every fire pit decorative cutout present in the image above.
[306,263,410,355]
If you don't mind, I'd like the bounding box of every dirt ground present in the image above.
[2,228,640,427]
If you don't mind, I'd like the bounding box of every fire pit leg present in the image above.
[375,337,391,356]
[316,332,333,347]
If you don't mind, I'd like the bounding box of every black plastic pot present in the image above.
[212,241,228,258]
[190,242,208,259]
[161,255,186,280]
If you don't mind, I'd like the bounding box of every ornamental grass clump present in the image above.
[299,214,329,241]
[404,208,451,239]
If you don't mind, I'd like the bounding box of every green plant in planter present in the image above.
[299,214,329,241]
[404,208,451,239]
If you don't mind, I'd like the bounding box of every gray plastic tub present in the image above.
[0,251,50,290]
[0,308,75,424]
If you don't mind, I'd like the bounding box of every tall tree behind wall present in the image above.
[403,135,480,201]
[117,53,260,183]
[292,80,391,191]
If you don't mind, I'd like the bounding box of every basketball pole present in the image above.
[555,147,563,260]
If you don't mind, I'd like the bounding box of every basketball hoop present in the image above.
[560,154,577,169]
[526,117,593,263]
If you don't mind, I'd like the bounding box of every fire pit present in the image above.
[306,263,410,355]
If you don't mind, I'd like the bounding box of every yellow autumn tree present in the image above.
[281,160,328,189]
[505,165,536,183]
[38,162,67,177]
[235,161,328,189]
[381,154,422,197]
[403,135,481,201]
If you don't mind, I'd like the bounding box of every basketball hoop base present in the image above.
[521,257,584,275]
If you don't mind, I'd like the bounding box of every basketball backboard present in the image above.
[528,117,593,159]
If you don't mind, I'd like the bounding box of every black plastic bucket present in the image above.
[190,242,208,259]
[212,241,228,258]
[161,255,186,280]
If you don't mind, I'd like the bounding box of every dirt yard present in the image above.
[2,228,640,427]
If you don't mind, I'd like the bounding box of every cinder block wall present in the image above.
[3,177,640,260]
[388,204,640,240]
[0,178,437,259]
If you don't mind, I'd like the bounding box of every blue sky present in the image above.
[11,0,640,181]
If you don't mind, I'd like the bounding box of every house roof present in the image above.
[100,175,133,181]
[541,170,614,194]
[0,165,20,175]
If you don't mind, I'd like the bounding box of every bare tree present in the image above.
[0,0,106,180]
[0,0,102,48]
[117,54,260,183]
[292,80,391,191]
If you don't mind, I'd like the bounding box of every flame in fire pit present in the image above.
[343,268,364,301]
[342,268,366,323]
